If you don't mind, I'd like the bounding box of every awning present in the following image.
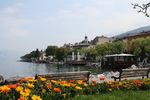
[105,54,135,57]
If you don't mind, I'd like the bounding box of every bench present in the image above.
[35,71,91,82]
[111,68,150,81]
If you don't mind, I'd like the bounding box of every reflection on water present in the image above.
[0,61,111,79]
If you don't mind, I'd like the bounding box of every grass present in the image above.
[73,90,150,100]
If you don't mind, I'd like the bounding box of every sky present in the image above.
[0,0,150,60]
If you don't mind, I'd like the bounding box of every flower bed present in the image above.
[0,76,150,100]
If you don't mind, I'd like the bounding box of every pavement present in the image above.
[89,74,148,83]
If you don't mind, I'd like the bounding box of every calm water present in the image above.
[0,60,105,79]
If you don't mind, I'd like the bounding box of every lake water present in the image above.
[0,60,106,79]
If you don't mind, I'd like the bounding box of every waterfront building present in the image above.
[64,35,116,62]
[125,31,150,44]
[115,31,150,43]
[73,36,92,49]
[63,43,74,50]
[91,35,115,45]
[64,35,115,50]
[118,31,150,52]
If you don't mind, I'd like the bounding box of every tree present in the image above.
[96,43,113,56]
[80,48,88,54]
[84,47,97,61]
[45,46,58,56]
[111,41,126,54]
[91,41,126,63]
[130,37,150,61]
[35,49,40,59]
[132,2,150,17]
[68,49,81,55]
[20,53,32,60]
[55,47,67,61]
[20,49,41,60]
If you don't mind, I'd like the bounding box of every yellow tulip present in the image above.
[31,95,42,100]
[16,86,23,92]
[75,86,82,90]
[40,78,46,81]
[0,86,11,93]
[27,83,35,88]
[20,91,30,97]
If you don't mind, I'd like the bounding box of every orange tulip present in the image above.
[70,80,75,83]
[49,75,53,78]
[91,83,96,86]
[27,77,34,80]
[47,85,52,89]
[89,90,92,93]
[91,80,96,83]
[7,85,16,89]
[142,81,146,84]
[17,98,26,100]
[38,76,42,79]
[16,83,23,86]
[84,78,88,81]
[99,78,105,80]
[124,78,128,81]
[20,78,26,82]
[53,88,61,92]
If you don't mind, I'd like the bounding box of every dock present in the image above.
[65,60,87,65]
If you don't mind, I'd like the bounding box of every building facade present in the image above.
[64,35,115,50]
[91,35,115,45]
[125,31,150,43]
[125,31,150,51]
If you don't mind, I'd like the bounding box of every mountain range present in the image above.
[0,50,20,61]
[113,25,150,38]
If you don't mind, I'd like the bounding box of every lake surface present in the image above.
[0,60,107,79]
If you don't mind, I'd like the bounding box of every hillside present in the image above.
[113,25,150,38]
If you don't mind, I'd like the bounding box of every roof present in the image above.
[73,43,91,47]
[125,31,150,38]
[105,54,135,57]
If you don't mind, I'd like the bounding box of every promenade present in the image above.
[89,72,149,83]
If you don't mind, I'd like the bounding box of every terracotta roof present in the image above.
[125,31,150,38]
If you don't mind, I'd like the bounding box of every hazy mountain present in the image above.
[0,50,20,61]
[113,25,150,38]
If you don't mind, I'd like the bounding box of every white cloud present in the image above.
[0,2,31,38]
[112,12,150,31]
[57,9,82,19]
[0,16,33,38]
[57,6,100,19]
[89,11,150,37]
[80,7,100,16]
[41,16,56,22]
[1,7,19,14]
[97,0,114,7]
[9,29,30,37]
[74,3,81,7]
[58,10,70,14]
[0,16,33,27]
[15,3,24,7]
[1,2,24,14]
[60,13,83,19]
[1,28,30,38]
